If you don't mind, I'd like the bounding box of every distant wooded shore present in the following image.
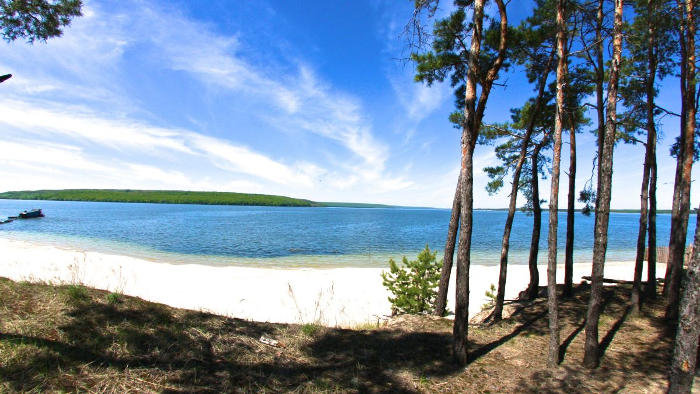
[0,189,674,213]
[0,189,394,208]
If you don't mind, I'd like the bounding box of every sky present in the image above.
[0,0,696,209]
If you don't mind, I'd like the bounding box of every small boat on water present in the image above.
[18,209,44,219]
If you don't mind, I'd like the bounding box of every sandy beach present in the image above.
[0,237,666,327]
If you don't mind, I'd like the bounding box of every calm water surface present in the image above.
[0,200,694,268]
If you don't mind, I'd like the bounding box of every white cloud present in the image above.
[0,99,193,154]
[0,0,428,205]
[390,76,447,123]
[135,6,390,173]
[0,98,320,188]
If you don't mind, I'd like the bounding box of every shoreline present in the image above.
[0,236,667,327]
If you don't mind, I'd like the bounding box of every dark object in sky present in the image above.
[0,74,11,83]
[19,209,44,219]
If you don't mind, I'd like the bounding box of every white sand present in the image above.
[0,237,666,327]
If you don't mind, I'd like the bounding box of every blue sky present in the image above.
[0,0,696,209]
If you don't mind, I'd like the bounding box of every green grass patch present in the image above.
[63,285,89,302]
[301,323,320,336]
[105,292,122,305]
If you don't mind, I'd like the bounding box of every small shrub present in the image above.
[64,285,89,302]
[482,283,497,310]
[381,245,442,315]
[106,292,122,305]
[301,323,319,336]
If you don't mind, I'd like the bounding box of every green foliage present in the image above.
[381,245,442,315]
[578,187,596,216]
[301,323,319,336]
[63,284,88,302]
[0,189,317,207]
[618,0,678,141]
[106,292,122,305]
[482,283,497,310]
[0,189,397,208]
[412,3,510,110]
[0,0,82,43]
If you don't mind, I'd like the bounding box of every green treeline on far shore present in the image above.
[0,189,318,207]
[0,189,675,212]
[0,189,395,208]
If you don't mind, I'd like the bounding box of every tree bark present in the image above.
[434,174,461,316]
[546,0,567,368]
[631,144,651,314]
[668,204,700,394]
[664,0,687,298]
[583,0,623,370]
[595,0,605,171]
[526,142,545,300]
[564,118,577,297]
[452,0,507,365]
[492,156,526,322]
[646,132,658,299]
[492,49,555,322]
[646,0,659,301]
[666,0,696,322]
[452,0,484,366]
[632,2,658,313]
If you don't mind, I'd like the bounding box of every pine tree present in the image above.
[412,0,508,365]
[619,0,676,313]
[665,0,696,322]
[0,0,82,43]
[479,0,557,323]
[583,0,624,369]
[381,245,442,315]
[668,204,700,394]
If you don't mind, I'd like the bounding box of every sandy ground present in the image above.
[0,237,666,327]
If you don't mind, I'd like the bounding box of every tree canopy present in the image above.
[0,0,82,43]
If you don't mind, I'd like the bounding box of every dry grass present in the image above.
[0,276,694,393]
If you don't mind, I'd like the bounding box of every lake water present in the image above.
[0,200,695,268]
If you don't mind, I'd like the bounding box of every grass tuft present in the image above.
[301,323,320,336]
[106,292,122,305]
[63,285,89,302]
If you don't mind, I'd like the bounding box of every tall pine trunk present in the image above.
[452,0,484,365]
[564,121,577,297]
[631,143,651,313]
[492,156,526,322]
[632,4,658,313]
[492,51,555,322]
[526,141,545,300]
[646,1,659,301]
[546,0,567,368]
[666,0,696,321]
[583,0,623,369]
[452,0,507,365]
[668,205,700,393]
[454,119,476,366]
[664,0,687,298]
[594,0,605,169]
[647,135,658,299]
[434,175,460,316]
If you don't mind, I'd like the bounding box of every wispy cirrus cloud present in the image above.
[137,3,390,173]
[0,0,414,201]
[0,98,320,188]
